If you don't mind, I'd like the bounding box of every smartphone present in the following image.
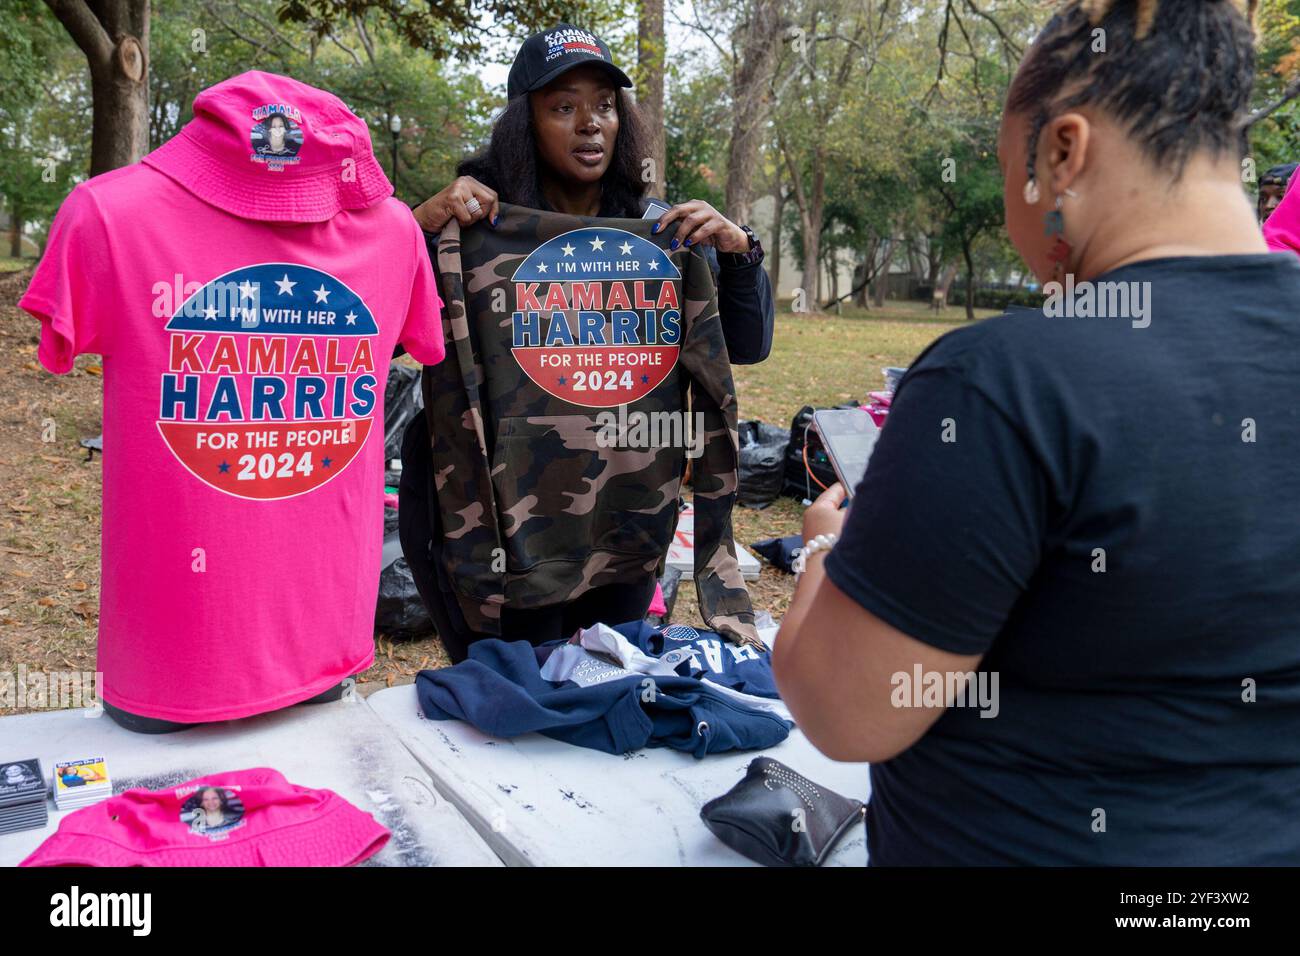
[641,198,671,219]
[812,408,881,499]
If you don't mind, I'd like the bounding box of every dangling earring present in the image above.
[1045,189,1078,282]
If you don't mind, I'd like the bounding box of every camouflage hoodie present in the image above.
[423,203,760,647]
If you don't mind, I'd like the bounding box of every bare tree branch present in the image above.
[43,0,113,67]
[669,0,730,63]
[325,29,362,66]
[1246,74,1300,129]
[963,0,1023,58]
[225,0,311,56]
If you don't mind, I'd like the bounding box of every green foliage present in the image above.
[1249,0,1300,175]
[664,54,728,207]
[0,0,87,252]
[5,0,518,239]
[148,0,505,206]
[274,0,629,58]
[9,0,1298,269]
[929,132,1005,263]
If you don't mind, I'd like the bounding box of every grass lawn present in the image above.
[734,301,992,425]
[0,272,972,708]
[676,299,983,627]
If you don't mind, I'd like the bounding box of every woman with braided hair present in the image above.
[775,0,1300,864]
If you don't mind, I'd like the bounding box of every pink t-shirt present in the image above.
[1264,171,1300,258]
[20,164,443,722]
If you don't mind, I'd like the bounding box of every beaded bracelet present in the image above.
[791,533,838,575]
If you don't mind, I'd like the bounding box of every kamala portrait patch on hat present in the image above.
[250,103,303,170]
[179,784,246,840]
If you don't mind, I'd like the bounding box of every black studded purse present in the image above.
[700,757,866,867]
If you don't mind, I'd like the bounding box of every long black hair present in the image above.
[1008,0,1258,184]
[457,88,650,218]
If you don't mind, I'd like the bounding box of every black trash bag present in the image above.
[737,420,790,510]
[383,364,423,465]
[375,527,434,637]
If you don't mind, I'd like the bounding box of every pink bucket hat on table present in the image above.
[20,768,389,867]
[143,70,392,222]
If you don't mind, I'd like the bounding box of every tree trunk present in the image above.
[800,151,825,313]
[856,235,882,308]
[9,200,23,258]
[906,242,923,279]
[932,263,958,311]
[724,0,784,223]
[962,238,976,321]
[852,253,871,308]
[636,0,666,198]
[768,172,783,296]
[46,0,151,176]
[872,237,895,307]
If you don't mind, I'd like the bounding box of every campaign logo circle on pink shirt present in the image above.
[157,262,379,500]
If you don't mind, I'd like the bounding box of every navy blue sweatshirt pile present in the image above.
[609,621,780,698]
[415,622,790,758]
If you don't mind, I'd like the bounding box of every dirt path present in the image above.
[0,267,104,694]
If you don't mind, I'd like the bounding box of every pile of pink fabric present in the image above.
[864,393,892,428]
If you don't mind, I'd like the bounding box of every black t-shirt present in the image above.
[824,254,1300,865]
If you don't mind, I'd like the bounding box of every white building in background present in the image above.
[747,194,922,306]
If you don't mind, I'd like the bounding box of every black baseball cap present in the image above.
[507,24,634,100]
[1261,162,1299,187]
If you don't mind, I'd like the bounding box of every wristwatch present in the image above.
[719,223,764,267]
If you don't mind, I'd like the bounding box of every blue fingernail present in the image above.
[492,215,499,227]
[670,238,679,250]
[651,223,660,234]
[684,239,692,246]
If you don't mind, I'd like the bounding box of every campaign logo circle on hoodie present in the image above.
[509,227,682,408]
[157,262,379,500]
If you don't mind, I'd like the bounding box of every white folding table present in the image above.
[0,696,502,867]
[368,682,871,866]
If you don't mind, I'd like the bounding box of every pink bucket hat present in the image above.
[20,768,390,867]
[143,70,392,223]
